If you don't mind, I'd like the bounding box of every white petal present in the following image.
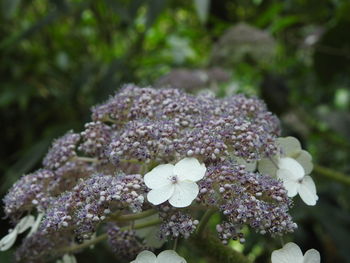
[27,213,44,237]
[298,176,318,206]
[271,242,304,263]
[147,184,175,205]
[144,164,174,189]
[278,137,302,157]
[295,150,313,174]
[303,249,321,263]
[174,158,206,182]
[131,250,157,263]
[62,254,77,263]
[0,228,18,251]
[156,250,187,263]
[257,157,278,176]
[278,157,305,180]
[16,215,35,234]
[168,181,199,208]
[277,169,300,197]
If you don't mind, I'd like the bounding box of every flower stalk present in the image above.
[62,218,162,254]
[314,164,350,186]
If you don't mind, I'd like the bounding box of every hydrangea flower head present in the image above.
[144,158,206,208]
[131,250,186,263]
[1,85,305,262]
[258,136,318,205]
[271,242,320,263]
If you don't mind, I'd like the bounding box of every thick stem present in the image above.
[62,218,162,253]
[196,208,216,236]
[110,209,158,221]
[74,156,99,163]
[191,233,252,263]
[314,164,350,186]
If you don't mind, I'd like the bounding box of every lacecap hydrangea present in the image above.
[2,84,299,263]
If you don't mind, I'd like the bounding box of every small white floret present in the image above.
[144,158,206,208]
[271,242,320,263]
[131,250,186,263]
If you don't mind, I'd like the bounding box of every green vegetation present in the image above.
[1,0,349,262]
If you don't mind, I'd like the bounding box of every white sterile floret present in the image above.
[144,158,206,208]
[0,215,35,251]
[131,250,186,263]
[258,136,318,206]
[271,242,320,263]
[27,213,44,237]
[56,254,77,263]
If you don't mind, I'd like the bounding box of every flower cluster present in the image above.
[1,84,309,262]
[42,131,80,170]
[3,169,55,220]
[40,173,145,240]
[159,212,199,239]
[107,224,146,261]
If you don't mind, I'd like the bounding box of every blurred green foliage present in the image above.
[1,0,350,262]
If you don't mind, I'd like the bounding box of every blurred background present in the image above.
[0,0,349,262]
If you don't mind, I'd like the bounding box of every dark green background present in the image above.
[0,0,349,262]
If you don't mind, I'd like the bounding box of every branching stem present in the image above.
[110,209,158,221]
[314,164,350,186]
[75,156,99,163]
[196,208,216,236]
[62,218,162,253]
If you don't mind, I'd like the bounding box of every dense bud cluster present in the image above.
[107,224,146,260]
[3,169,55,220]
[40,173,145,240]
[216,222,245,245]
[79,121,113,159]
[15,232,71,263]
[198,162,296,238]
[159,212,199,239]
[42,131,80,170]
[2,85,296,262]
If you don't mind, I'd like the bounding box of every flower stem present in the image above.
[191,233,252,263]
[75,156,99,163]
[173,237,178,251]
[196,208,216,236]
[61,218,162,253]
[110,209,158,221]
[314,164,350,186]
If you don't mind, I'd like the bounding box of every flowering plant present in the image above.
[0,85,320,262]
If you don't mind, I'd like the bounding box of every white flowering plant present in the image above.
[0,85,324,263]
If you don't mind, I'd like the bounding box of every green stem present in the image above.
[314,164,350,186]
[196,208,216,236]
[111,209,158,221]
[191,233,252,263]
[62,218,162,253]
[75,156,99,163]
[119,159,142,165]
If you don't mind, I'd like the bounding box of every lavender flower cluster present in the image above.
[3,84,295,262]
[107,224,146,261]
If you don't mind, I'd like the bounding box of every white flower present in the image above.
[144,158,206,208]
[271,242,320,263]
[0,215,35,251]
[258,137,318,206]
[27,213,44,237]
[131,250,186,263]
[56,254,77,263]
